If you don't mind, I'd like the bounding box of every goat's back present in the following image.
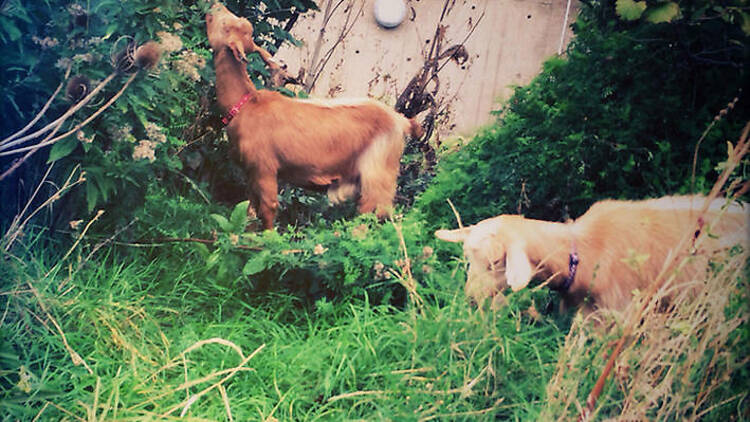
[571,195,748,309]
[579,195,748,247]
[233,92,406,173]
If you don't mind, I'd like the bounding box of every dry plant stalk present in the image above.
[24,279,94,375]
[43,338,263,419]
[543,122,750,421]
[122,339,265,419]
[303,0,364,92]
[582,123,749,420]
[1,39,159,182]
[396,0,483,158]
[2,164,86,251]
[390,220,425,313]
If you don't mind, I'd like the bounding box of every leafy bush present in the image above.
[148,198,440,306]
[0,0,315,231]
[416,0,749,229]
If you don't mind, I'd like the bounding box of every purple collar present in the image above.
[553,243,579,292]
[221,92,253,125]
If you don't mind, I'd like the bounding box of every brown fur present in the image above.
[206,3,419,229]
[436,195,749,312]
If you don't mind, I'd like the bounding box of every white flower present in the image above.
[174,50,206,81]
[132,140,156,162]
[32,36,59,49]
[144,122,167,144]
[72,53,94,63]
[76,130,94,143]
[156,31,183,53]
[55,58,73,70]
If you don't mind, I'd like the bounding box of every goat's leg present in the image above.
[358,174,397,218]
[252,174,279,230]
[242,178,261,231]
[356,133,402,218]
[358,161,398,219]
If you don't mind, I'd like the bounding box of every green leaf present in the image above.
[102,23,119,40]
[229,201,250,232]
[616,0,647,21]
[243,250,271,275]
[0,18,22,42]
[193,243,210,258]
[85,182,98,212]
[210,214,233,232]
[741,12,750,36]
[644,2,680,24]
[206,250,221,270]
[47,137,78,163]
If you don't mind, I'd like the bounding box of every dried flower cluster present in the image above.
[156,31,183,54]
[76,130,94,144]
[373,261,390,281]
[32,36,59,49]
[174,50,206,81]
[132,140,156,162]
[144,122,167,144]
[109,124,134,143]
[132,122,169,162]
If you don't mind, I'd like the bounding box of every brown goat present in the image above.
[206,3,421,229]
[436,195,749,313]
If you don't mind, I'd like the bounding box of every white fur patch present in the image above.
[296,97,377,108]
[327,182,358,204]
[357,133,393,175]
[634,196,745,213]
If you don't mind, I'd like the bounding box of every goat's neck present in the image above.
[521,219,576,282]
[213,48,257,112]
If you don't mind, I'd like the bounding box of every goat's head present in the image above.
[206,2,255,63]
[436,215,534,305]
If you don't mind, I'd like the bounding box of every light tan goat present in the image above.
[436,195,748,312]
[206,3,421,230]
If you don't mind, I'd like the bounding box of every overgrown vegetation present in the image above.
[1,0,748,420]
[416,0,749,228]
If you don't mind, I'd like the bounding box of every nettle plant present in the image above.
[0,0,315,228]
[191,199,438,304]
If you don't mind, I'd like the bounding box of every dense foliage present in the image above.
[0,0,314,229]
[416,0,750,228]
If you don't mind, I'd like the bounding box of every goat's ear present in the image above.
[435,227,471,243]
[505,243,533,291]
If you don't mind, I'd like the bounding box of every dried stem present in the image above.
[580,120,750,420]
[0,72,117,152]
[304,0,363,92]
[26,279,93,375]
[1,63,72,145]
[2,164,85,251]
[0,72,138,158]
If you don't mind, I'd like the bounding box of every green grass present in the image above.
[1,242,567,421]
[2,195,747,421]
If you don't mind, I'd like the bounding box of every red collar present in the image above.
[221,92,253,125]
